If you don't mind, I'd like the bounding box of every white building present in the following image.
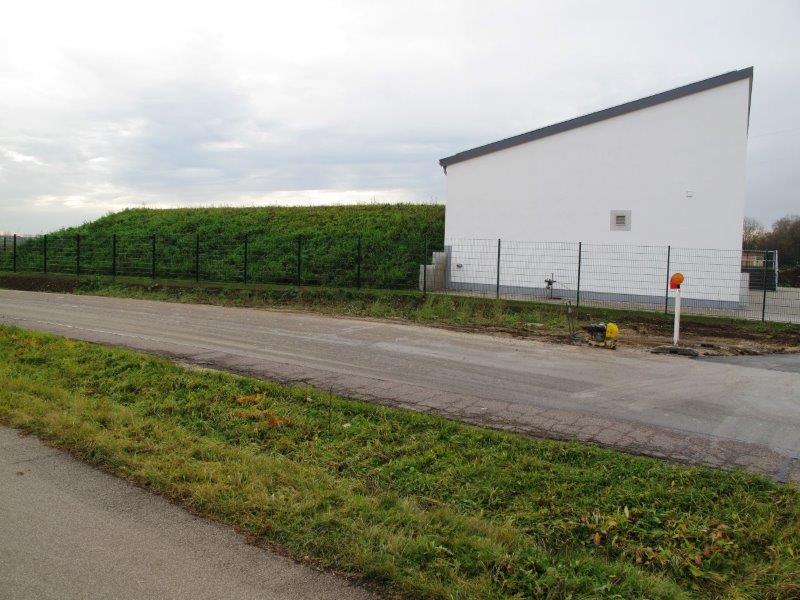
[437,68,753,307]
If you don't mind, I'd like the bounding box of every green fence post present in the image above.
[664,245,671,314]
[195,234,200,282]
[150,234,156,280]
[43,235,48,273]
[243,235,249,284]
[423,237,428,294]
[576,242,582,307]
[761,250,769,322]
[356,236,362,289]
[495,238,501,299]
[112,234,117,278]
[75,235,80,276]
[296,236,302,286]
[12,234,17,272]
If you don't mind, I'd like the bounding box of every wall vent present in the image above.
[610,210,632,231]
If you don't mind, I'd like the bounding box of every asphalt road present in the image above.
[0,426,375,600]
[1,289,798,481]
[701,352,800,373]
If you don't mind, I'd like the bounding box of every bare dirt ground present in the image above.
[424,319,800,357]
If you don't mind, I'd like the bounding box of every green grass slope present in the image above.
[3,204,445,288]
[62,204,444,240]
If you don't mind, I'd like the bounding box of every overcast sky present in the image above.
[1,0,798,234]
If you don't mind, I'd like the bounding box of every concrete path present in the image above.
[0,426,376,600]
[1,289,798,482]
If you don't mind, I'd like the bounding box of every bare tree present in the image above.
[769,215,800,266]
[742,217,764,248]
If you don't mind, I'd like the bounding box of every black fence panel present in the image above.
[2,231,797,323]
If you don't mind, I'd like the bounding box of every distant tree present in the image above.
[742,217,765,247]
[769,215,800,267]
[744,215,800,286]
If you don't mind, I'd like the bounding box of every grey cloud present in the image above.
[0,0,798,234]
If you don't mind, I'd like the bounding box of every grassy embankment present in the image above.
[1,325,798,599]
[1,204,445,288]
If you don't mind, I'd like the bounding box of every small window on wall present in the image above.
[610,210,631,231]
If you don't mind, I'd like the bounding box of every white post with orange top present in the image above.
[670,273,684,346]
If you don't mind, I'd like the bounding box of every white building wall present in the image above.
[444,78,751,304]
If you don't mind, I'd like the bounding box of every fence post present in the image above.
[423,237,428,294]
[576,242,582,307]
[664,245,671,314]
[75,235,80,276]
[195,234,200,282]
[761,250,769,322]
[296,236,302,286]
[112,234,117,277]
[356,236,362,289]
[12,234,17,272]
[495,238,501,299]
[43,235,48,273]
[150,234,156,280]
[243,235,249,284]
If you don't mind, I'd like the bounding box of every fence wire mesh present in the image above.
[0,232,442,291]
[442,239,796,323]
[1,233,797,323]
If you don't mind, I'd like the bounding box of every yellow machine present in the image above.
[583,322,619,348]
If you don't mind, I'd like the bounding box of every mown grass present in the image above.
[1,325,798,599]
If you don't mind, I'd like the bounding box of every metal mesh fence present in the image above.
[442,239,797,323]
[0,232,797,323]
[0,232,444,291]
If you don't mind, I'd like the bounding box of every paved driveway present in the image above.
[1,289,798,482]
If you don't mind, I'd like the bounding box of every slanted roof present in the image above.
[439,67,753,170]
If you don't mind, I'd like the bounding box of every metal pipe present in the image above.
[243,235,249,284]
[150,234,156,280]
[195,234,200,282]
[664,245,671,314]
[422,237,428,294]
[762,250,769,322]
[356,236,362,289]
[296,236,302,286]
[495,238,501,299]
[576,242,582,307]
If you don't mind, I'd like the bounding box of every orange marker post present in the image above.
[669,272,685,345]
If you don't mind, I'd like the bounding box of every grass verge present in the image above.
[2,272,799,352]
[1,325,798,599]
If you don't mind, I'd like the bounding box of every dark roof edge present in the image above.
[439,67,754,169]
